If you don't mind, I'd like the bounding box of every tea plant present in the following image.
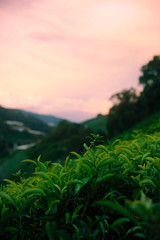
[0,133,160,239]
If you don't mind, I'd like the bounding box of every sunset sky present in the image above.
[0,0,160,122]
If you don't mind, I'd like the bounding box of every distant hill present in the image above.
[2,110,160,180]
[20,110,63,126]
[27,120,91,164]
[0,106,50,133]
[0,106,52,153]
[82,114,108,135]
[27,115,109,168]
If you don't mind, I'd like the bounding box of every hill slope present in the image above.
[116,111,160,140]
[0,106,51,158]
[20,110,63,126]
[82,114,108,134]
[0,106,50,133]
[1,115,160,239]
[27,120,91,164]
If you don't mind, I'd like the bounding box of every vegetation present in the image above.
[0,118,35,159]
[0,150,28,180]
[26,117,108,172]
[0,133,160,239]
[112,111,160,141]
[1,56,160,239]
[0,114,106,180]
[20,110,63,126]
[82,114,108,135]
[107,55,160,138]
[139,56,160,115]
[27,120,91,165]
[0,106,52,160]
[0,106,50,133]
[107,88,139,137]
[0,122,37,146]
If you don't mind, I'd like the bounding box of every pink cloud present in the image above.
[30,32,67,42]
[0,0,160,121]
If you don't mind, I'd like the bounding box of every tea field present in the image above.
[0,125,160,239]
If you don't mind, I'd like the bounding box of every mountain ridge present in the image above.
[19,109,63,126]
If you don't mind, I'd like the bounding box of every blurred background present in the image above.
[0,0,160,179]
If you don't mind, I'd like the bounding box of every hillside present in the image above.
[0,115,160,239]
[82,114,108,135]
[27,120,91,164]
[0,106,50,133]
[1,110,160,180]
[20,110,63,126]
[0,150,28,180]
[115,111,160,140]
[14,111,160,177]
[0,106,52,159]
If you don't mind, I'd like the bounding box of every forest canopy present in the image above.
[107,55,160,137]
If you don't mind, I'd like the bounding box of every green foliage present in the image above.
[139,56,160,88]
[0,106,51,160]
[0,150,28,181]
[82,114,108,135]
[107,55,160,138]
[139,56,160,115]
[116,111,160,140]
[107,88,140,137]
[0,132,160,239]
[0,106,50,133]
[0,139,9,158]
[27,120,91,164]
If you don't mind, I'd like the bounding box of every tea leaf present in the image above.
[22,159,38,166]
[112,217,130,226]
[96,200,134,219]
[21,188,45,198]
[0,192,16,207]
[46,221,56,240]
[95,173,114,184]
[139,179,156,188]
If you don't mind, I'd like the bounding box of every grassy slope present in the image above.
[0,105,52,147]
[27,121,91,164]
[1,111,160,181]
[0,122,38,145]
[115,111,160,140]
[0,106,52,179]
[0,150,28,180]
[82,114,108,134]
[1,119,160,239]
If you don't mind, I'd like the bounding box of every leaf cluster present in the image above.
[0,133,160,239]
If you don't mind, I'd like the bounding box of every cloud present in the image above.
[0,0,160,121]
[0,91,111,121]
[30,32,67,42]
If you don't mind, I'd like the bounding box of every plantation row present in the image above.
[0,133,160,239]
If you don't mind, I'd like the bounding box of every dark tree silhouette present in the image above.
[107,88,139,137]
[139,56,160,114]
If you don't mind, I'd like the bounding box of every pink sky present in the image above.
[0,0,160,122]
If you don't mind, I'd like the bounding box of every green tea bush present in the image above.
[0,134,160,239]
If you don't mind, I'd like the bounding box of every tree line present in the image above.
[107,56,160,137]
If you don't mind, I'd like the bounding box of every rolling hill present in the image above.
[0,106,53,159]
[1,111,160,239]
[82,114,108,134]
[20,110,63,126]
[0,106,50,133]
